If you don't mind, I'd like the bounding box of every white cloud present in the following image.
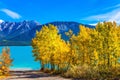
[0,19,4,23]
[114,4,120,8]
[89,23,97,26]
[104,4,120,10]
[84,8,120,24]
[1,8,21,19]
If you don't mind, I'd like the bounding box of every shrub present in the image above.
[63,64,99,79]
[63,64,120,79]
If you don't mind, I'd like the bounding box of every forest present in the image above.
[32,21,120,79]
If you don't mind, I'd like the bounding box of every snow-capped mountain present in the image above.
[0,21,94,46]
[0,20,41,46]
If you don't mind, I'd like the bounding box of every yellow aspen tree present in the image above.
[65,30,79,67]
[75,25,92,65]
[32,24,70,71]
[95,22,120,69]
[0,47,13,75]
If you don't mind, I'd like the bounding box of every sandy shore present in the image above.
[1,70,71,80]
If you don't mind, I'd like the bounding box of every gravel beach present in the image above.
[1,70,71,80]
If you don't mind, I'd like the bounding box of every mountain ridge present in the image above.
[0,21,95,46]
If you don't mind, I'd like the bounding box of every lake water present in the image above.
[0,46,40,70]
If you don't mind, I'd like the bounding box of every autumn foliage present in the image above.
[32,24,77,72]
[64,22,120,79]
[70,22,120,68]
[32,22,120,79]
[0,47,13,76]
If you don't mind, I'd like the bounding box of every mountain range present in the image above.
[0,20,95,46]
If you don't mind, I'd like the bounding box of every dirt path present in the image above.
[2,70,71,80]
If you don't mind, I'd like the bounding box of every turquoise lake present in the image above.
[0,46,40,70]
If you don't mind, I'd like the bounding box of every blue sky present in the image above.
[0,0,120,25]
